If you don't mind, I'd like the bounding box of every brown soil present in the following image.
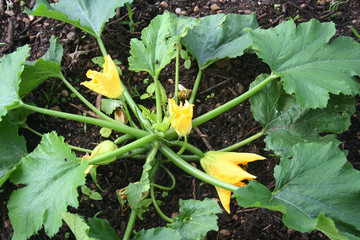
[1,0,360,240]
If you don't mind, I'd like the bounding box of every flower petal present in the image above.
[81,55,123,99]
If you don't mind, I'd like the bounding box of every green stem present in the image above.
[95,34,150,130]
[176,135,187,155]
[189,68,203,104]
[149,163,174,223]
[192,73,280,128]
[23,124,92,153]
[96,36,108,56]
[174,41,181,104]
[20,103,148,138]
[114,134,135,145]
[125,2,135,32]
[219,130,265,152]
[180,155,201,161]
[169,140,204,157]
[122,207,137,240]
[69,145,92,153]
[164,73,279,140]
[59,73,115,123]
[160,145,238,192]
[121,98,136,128]
[153,76,162,123]
[150,164,176,191]
[89,134,159,165]
[122,86,152,131]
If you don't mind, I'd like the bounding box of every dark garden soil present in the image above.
[1,0,360,239]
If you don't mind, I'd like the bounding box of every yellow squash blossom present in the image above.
[168,98,194,137]
[81,55,123,99]
[200,151,265,213]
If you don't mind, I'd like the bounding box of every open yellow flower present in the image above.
[81,55,123,99]
[168,98,194,137]
[200,151,265,213]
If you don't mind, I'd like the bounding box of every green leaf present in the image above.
[19,36,63,97]
[316,214,348,240]
[234,142,360,238]
[0,45,30,121]
[0,115,28,186]
[87,217,120,240]
[101,99,122,115]
[250,19,360,109]
[81,185,102,200]
[8,132,88,240]
[168,198,222,240]
[152,116,172,133]
[7,106,34,127]
[134,227,181,240]
[129,13,177,78]
[126,182,148,209]
[167,12,198,38]
[62,212,97,240]
[184,59,191,69]
[182,13,259,69]
[250,75,354,157]
[24,0,129,37]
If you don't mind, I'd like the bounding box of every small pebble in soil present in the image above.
[219,229,231,239]
[211,4,220,11]
[160,1,168,9]
[175,7,182,14]
[194,6,200,13]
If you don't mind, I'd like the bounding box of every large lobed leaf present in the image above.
[8,132,88,240]
[24,0,130,37]
[167,12,198,38]
[0,45,30,121]
[0,115,28,186]
[19,36,63,98]
[182,13,259,69]
[250,74,354,156]
[87,217,121,240]
[250,19,360,109]
[128,12,177,78]
[62,212,97,240]
[133,227,181,240]
[168,198,222,240]
[234,142,360,239]
[134,198,221,240]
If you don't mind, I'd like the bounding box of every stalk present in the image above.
[59,73,116,123]
[192,73,280,128]
[88,134,159,165]
[96,35,151,130]
[23,124,92,153]
[96,36,108,56]
[174,42,181,103]
[165,73,279,140]
[189,68,203,104]
[169,140,204,157]
[114,134,135,145]
[150,164,176,191]
[153,76,162,123]
[160,144,238,192]
[20,103,148,138]
[122,208,137,240]
[219,130,265,152]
